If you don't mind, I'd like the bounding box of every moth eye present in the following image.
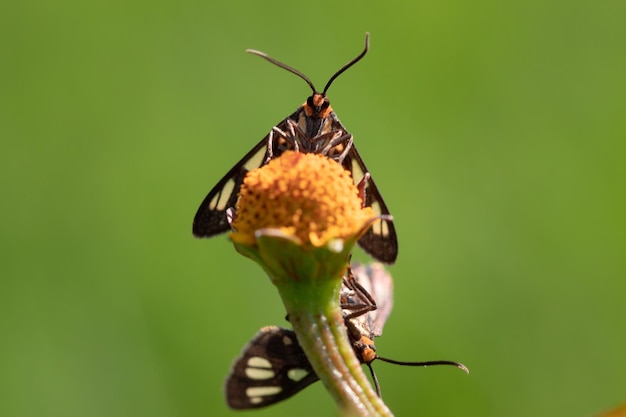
[306,96,315,107]
[321,101,330,109]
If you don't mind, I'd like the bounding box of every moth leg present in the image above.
[319,130,343,152]
[309,129,339,151]
[266,128,278,162]
[342,303,376,320]
[287,119,307,140]
[341,276,377,320]
[284,119,301,152]
[226,207,237,230]
[322,132,353,164]
[268,122,299,160]
[356,172,372,209]
[350,273,377,310]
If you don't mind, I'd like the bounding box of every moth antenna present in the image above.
[376,357,470,374]
[322,33,370,95]
[246,49,317,95]
[366,362,383,398]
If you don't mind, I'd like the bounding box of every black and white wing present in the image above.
[225,326,318,409]
[343,145,398,264]
[192,111,299,238]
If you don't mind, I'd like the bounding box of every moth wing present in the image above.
[344,146,398,264]
[225,326,319,409]
[192,114,298,238]
[352,263,394,336]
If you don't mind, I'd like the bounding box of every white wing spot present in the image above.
[246,386,282,399]
[351,159,365,184]
[371,202,389,237]
[245,367,275,380]
[287,368,308,382]
[380,218,389,237]
[282,335,293,345]
[211,179,235,211]
[244,148,266,171]
[247,356,272,369]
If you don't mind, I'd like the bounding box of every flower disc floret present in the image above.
[231,151,375,247]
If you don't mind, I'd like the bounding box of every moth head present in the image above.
[358,336,378,364]
[304,94,332,119]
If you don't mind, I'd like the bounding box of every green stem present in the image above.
[234,232,393,415]
[277,278,394,417]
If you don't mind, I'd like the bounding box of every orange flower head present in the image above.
[231,151,375,247]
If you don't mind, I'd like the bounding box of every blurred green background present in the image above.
[2,0,625,416]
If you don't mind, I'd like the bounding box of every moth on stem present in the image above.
[226,263,469,409]
[229,151,393,416]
